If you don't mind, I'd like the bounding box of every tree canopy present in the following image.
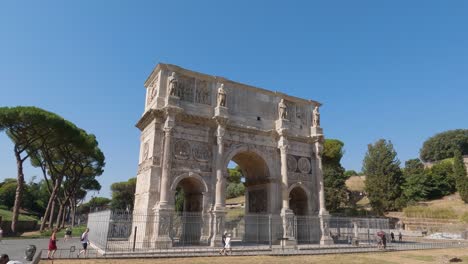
[454,150,468,203]
[0,106,105,231]
[420,129,468,162]
[323,139,349,212]
[363,139,403,214]
[110,178,136,211]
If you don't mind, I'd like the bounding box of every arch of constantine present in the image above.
[132,63,332,248]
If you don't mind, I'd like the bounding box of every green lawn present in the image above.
[226,196,245,204]
[0,209,38,221]
[24,225,88,239]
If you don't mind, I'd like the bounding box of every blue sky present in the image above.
[0,1,467,198]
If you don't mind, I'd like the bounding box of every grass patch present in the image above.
[226,207,244,219]
[401,254,435,262]
[226,196,245,204]
[20,225,87,239]
[459,212,468,223]
[0,209,38,221]
[403,206,457,219]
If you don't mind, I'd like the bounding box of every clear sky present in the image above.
[0,1,467,198]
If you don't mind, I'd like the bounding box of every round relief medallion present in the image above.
[174,140,190,160]
[192,144,211,162]
[298,157,311,174]
[287,155,297,172]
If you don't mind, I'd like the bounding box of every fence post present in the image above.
[133,226,137,252]
[367,228,370,245]
[269,214,272,249]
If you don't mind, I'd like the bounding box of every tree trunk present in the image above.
[60,205,68,228]
[48,199,56,229]
[11,149,25,233]
[55,202,64,228]
[71,199,76,227]
[40,179,61,231]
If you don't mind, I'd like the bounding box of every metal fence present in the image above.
[39,211,468,260]
[87,210,394,253]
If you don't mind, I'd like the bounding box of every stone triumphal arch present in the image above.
[133,63,332,248]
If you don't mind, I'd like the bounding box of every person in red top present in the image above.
[47,229,58,260]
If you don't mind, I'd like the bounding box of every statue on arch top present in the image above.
[313,105,320,127]
[278,99,288,120]
[217,83,226,107]
[168,72,179,97]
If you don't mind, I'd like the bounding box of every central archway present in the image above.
[231,151,270,214]
[224,147,274,244]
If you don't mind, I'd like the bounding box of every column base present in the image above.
[319,212,334,245]
[320,235,334,245]
[152,207,174,249]
[210,209,226,247]
[281,209,296,242]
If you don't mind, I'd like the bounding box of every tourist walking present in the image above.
[47,229,58,260]
[64,226,72,241]
[382,234,387,249]
[398,232,402,242]
[77,228,90,258]
[390,232,395,242]
[223,234,232,256]
[219,231,227,255]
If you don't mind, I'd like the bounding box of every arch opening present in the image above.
[289,186,308,216]
[230,151,270,214]
[173,176,205,245]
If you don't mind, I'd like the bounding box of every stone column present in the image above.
[314,139,334,245]
[158,115,175,209]
[278,133,296,245]
[153,104,182,248]
[214,125,226,210]
[211,107,228,247]
[278,136,290,213]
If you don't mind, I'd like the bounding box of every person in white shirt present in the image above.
[0,254,23,264]
[223,234,232,256]
[77,228,90,258]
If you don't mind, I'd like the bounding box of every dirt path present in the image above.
[41,247,468,264]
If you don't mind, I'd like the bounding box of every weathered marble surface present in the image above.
[134,63,330,247]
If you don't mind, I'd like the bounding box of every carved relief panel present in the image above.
[147,74,159,106]
[287,154,313,183]
[194,79,211,105]
[172,139,212,173]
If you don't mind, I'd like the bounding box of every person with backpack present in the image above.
[77,228,90,258]
[64,226,72,242]
[219,231,227,255]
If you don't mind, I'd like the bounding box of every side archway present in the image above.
[288,184,309,216]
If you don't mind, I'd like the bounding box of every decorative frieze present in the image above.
[287,155,312,175]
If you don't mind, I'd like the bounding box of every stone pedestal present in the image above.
[280,208,297,245]
[165,95,180,107]
[319,213,334,245]
[152,207,173,248]
[310,127,323,136]
[214,106,229,118]
[275,118,290,131]
[210,209,226,247]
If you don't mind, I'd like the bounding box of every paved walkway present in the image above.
[0,237,82,263]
